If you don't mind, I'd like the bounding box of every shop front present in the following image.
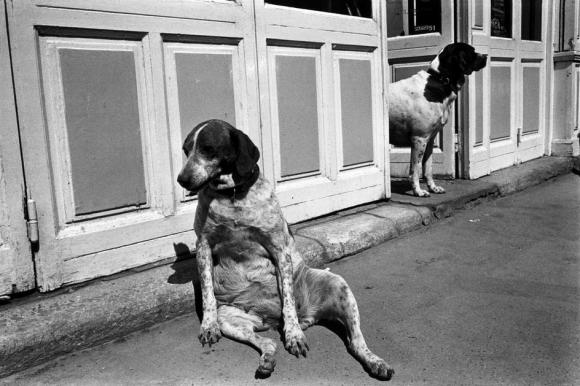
[0,0,389,294]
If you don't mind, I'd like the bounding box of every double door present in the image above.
[2,0,388,293]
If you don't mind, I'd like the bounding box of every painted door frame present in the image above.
[6,0,261,291]
[387,0,456,179]
[0,0,35,296]
[466,0,551,178]
[254,0,390,224]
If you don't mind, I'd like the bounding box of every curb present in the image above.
[0,156,576,378]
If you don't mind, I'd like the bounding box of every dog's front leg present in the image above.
[410,136,430,197]
[263,233,308,357]
[423,138,445,194]
[196,236,221,346]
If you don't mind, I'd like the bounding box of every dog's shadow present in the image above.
[169,243,203,322]
[390,179,416,196]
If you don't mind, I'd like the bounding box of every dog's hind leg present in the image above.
[410,136,430,197]
[217,305,277,378]
[423,138,445,194]
[305,270,395,381]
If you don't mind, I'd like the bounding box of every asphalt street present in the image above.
[3,173,579,386]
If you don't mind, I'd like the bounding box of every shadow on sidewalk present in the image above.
[169,243,203,322]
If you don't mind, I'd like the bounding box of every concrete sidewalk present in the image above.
[0,156,576,378]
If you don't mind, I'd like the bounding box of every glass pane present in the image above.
[60,49,147,216]
[521,0,542,41]
[387,0,441,37]
[491,0,512,38]
[266,0,372,18]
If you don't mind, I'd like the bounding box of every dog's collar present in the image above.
[427,68,458,93]
[207,166,260,201]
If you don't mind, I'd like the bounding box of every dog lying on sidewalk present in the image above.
[177,119,393,380]
[389,42,487,197]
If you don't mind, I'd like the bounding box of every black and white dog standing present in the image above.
[389,43,487,197]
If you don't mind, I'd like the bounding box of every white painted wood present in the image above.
[39,37,155,226]
[255,0,387,222]
[6,0,260,291]
[0,0,36,296]
[7,0,387,291]
[465,0,549,175]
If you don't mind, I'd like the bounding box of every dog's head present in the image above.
[429,43,487,90]
[177,119,260,194]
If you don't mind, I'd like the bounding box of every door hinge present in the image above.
[26,199,39,245]
[453,133,460,153]
[517,127,522,147]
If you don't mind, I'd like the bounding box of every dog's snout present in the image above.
[476,54,488,70]
[177,172,190,189]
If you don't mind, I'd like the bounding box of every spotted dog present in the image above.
[389,42,487,197]
[177,119,394,380]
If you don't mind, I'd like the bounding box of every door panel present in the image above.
[7,0,259,291]
[270,50,322,178]
[338,55,375,168]
[255,0,388,223]
[489,64,513,141]
[40,37,150,223]
[164,40,247,206]
[467,0,548,177]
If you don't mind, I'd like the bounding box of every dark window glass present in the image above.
[491,0,512,38]
[521,0,542,41]
[387,0,441,38]
[266,0,372,18]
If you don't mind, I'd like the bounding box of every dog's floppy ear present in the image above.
[230,127,260,176]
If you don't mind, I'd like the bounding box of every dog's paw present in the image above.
[428,184,446,194]
[367,360,395,381]
[198,320,221,347]
[413,188,431,197]
[255,353,276,379]
[284,328,309,357]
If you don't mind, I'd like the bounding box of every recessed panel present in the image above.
[60,48,146,216]
[522,67,540,134]
[393,64,425,82]
[490,66,511,141]
[275,55,320,177]
[175,52,236,137]
[475,70,484,145]
[339,58,373,167]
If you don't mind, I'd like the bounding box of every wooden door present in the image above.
[467,0,548,178]
[386,0,456,179]
[6,0,260,291]
[254,0,389,223]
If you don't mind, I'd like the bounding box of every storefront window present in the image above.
[521,0,542,41]
[491,0,512,38]
[387,0,441,38]
[266,0,372,18]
